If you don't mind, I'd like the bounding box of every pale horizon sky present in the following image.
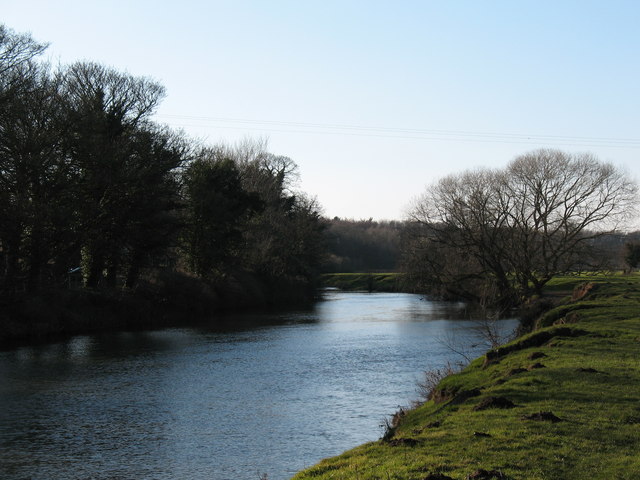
[4,1,640,220]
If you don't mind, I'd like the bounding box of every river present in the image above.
[0,291,518,480]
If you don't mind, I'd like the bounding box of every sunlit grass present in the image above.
[293,273,640,480]
[321,273,405,292]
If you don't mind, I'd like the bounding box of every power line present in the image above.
[155,114,640,149]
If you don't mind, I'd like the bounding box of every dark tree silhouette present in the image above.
[182,150,259,280]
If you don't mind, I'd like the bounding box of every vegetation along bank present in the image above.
[321,273,407,292]
[293,274,640,480]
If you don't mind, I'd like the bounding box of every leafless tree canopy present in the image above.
[61,62,166,128]
[0,24,48,77]
[405,149,638,306]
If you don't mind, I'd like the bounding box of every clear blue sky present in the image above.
[4,0,640,220]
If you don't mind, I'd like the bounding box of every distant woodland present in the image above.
[321,218,402,273]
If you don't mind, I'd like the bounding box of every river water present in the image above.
[0,291,517,480]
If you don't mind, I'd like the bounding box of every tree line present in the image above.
[0,25,324,305]
[3,24,638,316]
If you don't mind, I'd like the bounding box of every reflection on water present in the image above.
[0,292,517,480]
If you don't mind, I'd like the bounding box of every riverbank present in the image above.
[292,274,640,479]
[1,272,406,348]
[321,273,408,292]
[0,270,318,348]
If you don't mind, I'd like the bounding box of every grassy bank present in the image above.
[293,274,640,480]
[321,273,407,292]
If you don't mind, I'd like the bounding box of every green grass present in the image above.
[321,273,407,292]
[293,273,640,480]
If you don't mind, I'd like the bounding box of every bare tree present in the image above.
[405,149,638,306]
[61,61,165,127]
[0,24,47,80]
[406,168,517,304]
[502,150,637,295]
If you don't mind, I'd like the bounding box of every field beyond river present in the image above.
[293,274,640,480]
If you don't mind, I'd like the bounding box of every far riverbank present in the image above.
[321,273,408,292]
[0,270,318,349]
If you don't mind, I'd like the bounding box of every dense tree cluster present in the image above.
[403,149,638,307]
[0,25,325,303]
[181,141,325,299]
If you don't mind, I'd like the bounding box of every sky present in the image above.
[3,0,640,220]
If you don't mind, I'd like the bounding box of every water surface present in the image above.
[0,291,517,480]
